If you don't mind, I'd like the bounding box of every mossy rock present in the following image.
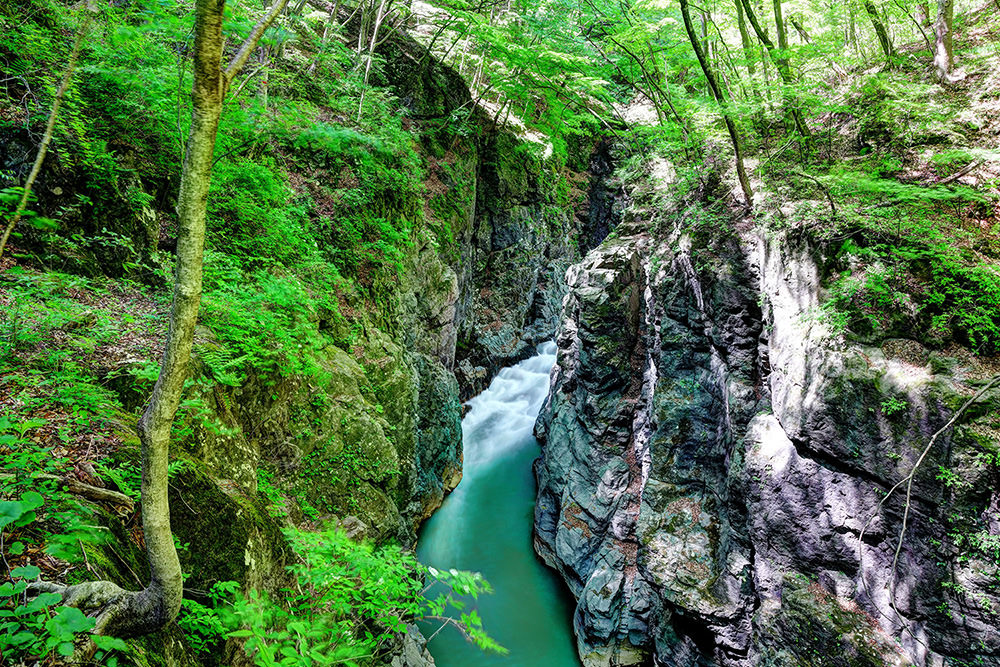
[758,575,911,667]
[121,625,202,667]
[168,460,291,594]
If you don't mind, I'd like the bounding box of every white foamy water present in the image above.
[461,341,558,468]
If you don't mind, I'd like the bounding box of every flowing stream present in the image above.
[417,342,581,666]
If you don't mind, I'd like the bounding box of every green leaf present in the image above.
[11,565,41,579]
[19,491,44,512]
[226,629,255,638]
[0,501,29,531]
[26,216,59,231]
[8,631,35,646]
[47,606,96,636]
[0,582,21,597]
[94,635,129,651]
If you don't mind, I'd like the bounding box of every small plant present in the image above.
[880,396,908,417]
[176,580,242,656]
[169,526,505,666]
[936,465,970,490]
[0,491,127,664]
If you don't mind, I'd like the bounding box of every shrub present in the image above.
[175,527,505,666]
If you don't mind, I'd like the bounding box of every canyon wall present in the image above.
[535,182,1000,667]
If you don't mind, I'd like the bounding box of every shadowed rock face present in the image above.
[534,212,1000,667]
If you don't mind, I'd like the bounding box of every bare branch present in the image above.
[858,375,1000,640]
[0,472,135,511]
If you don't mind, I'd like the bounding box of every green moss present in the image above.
[168,459,290,593]
[761,575,910,667]
[491,133,540,204]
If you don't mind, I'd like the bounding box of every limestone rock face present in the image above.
[535,216,1000,666]
[451,129,604,399]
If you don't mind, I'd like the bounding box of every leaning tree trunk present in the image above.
[739,0,811,140]
[30,0,290,641]
[790,15,811,43]
[679,0,754,207]
[864,0,896,66]
[933,0,954,81]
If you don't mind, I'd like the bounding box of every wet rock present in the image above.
[390,625,436,667]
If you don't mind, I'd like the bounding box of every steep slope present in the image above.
[0,4,606,662]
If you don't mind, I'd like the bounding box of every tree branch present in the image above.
[0,472,135,511]
[858,374,1000,641]
[224,0,294,87]
[0,1,94,260]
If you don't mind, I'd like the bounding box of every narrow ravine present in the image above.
[417,342,581,666]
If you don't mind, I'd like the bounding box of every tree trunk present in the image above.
[864,0,896,66]
[933,0,954,81]
[29,0,291,640]
[679,0,754,207]
[734,0,756,75]
[773,0,788,52]
[790,15,811,43]
[848,1,858,52]
[739,0,811,139]
[918,1,931,25]
[357,0,391,120]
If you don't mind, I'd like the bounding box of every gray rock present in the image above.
[535,217,1000,666]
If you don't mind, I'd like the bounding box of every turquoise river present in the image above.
[417,342,581,666]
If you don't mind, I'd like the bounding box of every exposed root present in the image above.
[28,580,130,615]
[27,579,176,638]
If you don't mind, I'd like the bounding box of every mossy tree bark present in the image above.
[734,0,755,75]
[680,0,754,207]
[789,15,810,44]
[29,0,290,640]
[933,0,954,81]
[772,0,788,52]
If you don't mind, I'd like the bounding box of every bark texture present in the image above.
[772,0,788,51]
[933,0,954,81]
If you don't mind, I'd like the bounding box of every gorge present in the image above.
[417,342,579,667]
[2,0,1000,665]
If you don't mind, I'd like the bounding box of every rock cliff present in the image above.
[535,179,1000,666]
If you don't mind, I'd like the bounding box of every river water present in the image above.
[416,342,581,666]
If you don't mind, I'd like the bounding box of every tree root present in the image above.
[28,579,174,638]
